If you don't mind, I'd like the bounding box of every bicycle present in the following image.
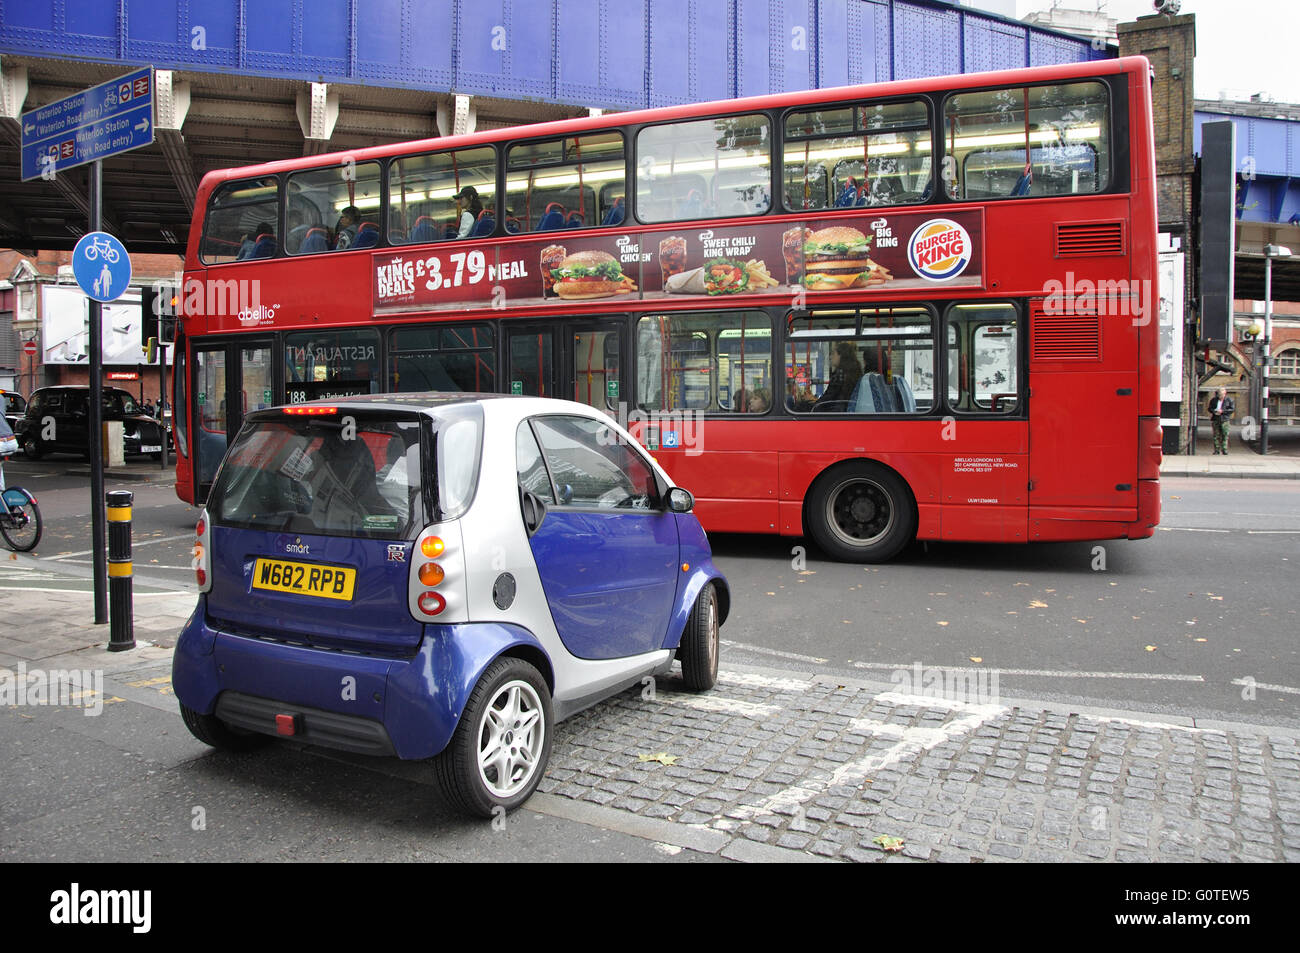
[0,460,42,552]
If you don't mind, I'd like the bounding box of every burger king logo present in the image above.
[907,219,972,282]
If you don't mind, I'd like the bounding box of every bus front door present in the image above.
[565,320,625,417]
[193,339,274,501]
[505,327,558,399]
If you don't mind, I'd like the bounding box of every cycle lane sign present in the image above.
[73,232,132,303]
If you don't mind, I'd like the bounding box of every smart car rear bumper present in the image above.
[172,603,550,760]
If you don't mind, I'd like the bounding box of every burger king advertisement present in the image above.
[372,208,982,313]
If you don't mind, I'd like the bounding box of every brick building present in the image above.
[1,248,183,403]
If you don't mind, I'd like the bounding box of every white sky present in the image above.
[1007,0,1300,104]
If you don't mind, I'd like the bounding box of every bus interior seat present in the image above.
[602,197,625,226]
[566,211,585,228]
[351,223,380,249]
[835,179,859,207]
[680,190,703,218]
[472,211,496,236]
[504,217,522,234]
[300,227,329,253]
[1010,168,1033,197]
[893,375,917,412]
[537,203,566,230]
[850,373,900,414]
[410,216,438,243]
[286,223,311,249]
[250,233,277,259]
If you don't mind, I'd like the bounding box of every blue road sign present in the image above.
[20,67,154,182]
[73,232,132,303]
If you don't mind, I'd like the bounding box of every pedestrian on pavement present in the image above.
[1208,386,1235,454]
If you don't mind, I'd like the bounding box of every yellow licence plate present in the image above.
[252,558,357,601]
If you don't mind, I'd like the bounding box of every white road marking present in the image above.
[849,661,1204,682]
[661,694,780,720]
[723,693,1005,823]
[1231,678,1300,696]
[1245,530,1300,535]
[721,639,829,665]
[717,671,813,693]
[1158,527,1230,533]
[43,533,193,560]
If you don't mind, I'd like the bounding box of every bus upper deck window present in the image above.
[783,100,932,212]
[506,133,626,233]
[636,115,771,224]
[389,147,498,244]
[286,162,383,254]
[943,81,1110,201]
[201,177,280,264]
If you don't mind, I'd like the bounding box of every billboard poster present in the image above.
[372,208,984,314]
[41,284,156,366]
[1158,245,1185,404]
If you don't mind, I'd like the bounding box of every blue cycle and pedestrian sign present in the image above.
[72,232,132,303]
[20,66,154,182]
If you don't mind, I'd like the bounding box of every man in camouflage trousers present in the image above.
[1208,386,1235,455]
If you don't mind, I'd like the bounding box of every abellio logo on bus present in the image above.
[907,218,972,282]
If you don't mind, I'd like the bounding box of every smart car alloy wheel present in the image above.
[477,679,546,797]
[436,656,554,816]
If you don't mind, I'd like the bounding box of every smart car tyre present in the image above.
[179,703,271,752]
[678,582,719,691]
[807,461,917,563]
[435,657,553,817]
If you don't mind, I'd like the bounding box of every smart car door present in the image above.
[519,414,679,660]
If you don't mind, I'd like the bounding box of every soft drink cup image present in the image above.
[540,244,567,297]
[658,236,687,285]
[782,227,809,285]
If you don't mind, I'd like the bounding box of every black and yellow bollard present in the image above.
[107,490,136,652]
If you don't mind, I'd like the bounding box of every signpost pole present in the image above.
[88,160,108,624]
[160,344,168,470]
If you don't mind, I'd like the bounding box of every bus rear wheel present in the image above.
[807,461,916,563]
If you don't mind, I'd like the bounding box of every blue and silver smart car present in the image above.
[173,394,728,815]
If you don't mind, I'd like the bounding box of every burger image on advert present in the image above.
[549,249,636,299]
[801,226,875,290]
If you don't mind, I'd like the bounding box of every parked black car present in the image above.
[0,389,25,432]
[16,386,167,460]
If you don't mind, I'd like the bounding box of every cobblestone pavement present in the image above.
[541,668,1300,862]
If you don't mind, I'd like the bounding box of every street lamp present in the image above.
[1261,243,1292,455]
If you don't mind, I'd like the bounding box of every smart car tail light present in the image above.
[408,526,465,622]
[194,510,212,592]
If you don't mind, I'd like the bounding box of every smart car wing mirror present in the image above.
[666,486,694,513]
[555,483,573,505]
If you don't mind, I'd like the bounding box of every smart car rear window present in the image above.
[209,415,426,540]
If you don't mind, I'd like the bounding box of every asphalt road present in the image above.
[5,456,1298,728]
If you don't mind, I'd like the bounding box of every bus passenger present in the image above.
[453,186,483,239]
[812,342,862,412]
[748,388,771,414]
[334,206,361,249]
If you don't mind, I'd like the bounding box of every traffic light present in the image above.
[140,286,159,345]
[157,281,179,344]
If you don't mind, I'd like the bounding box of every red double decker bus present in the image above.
[171,55,1160,561]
